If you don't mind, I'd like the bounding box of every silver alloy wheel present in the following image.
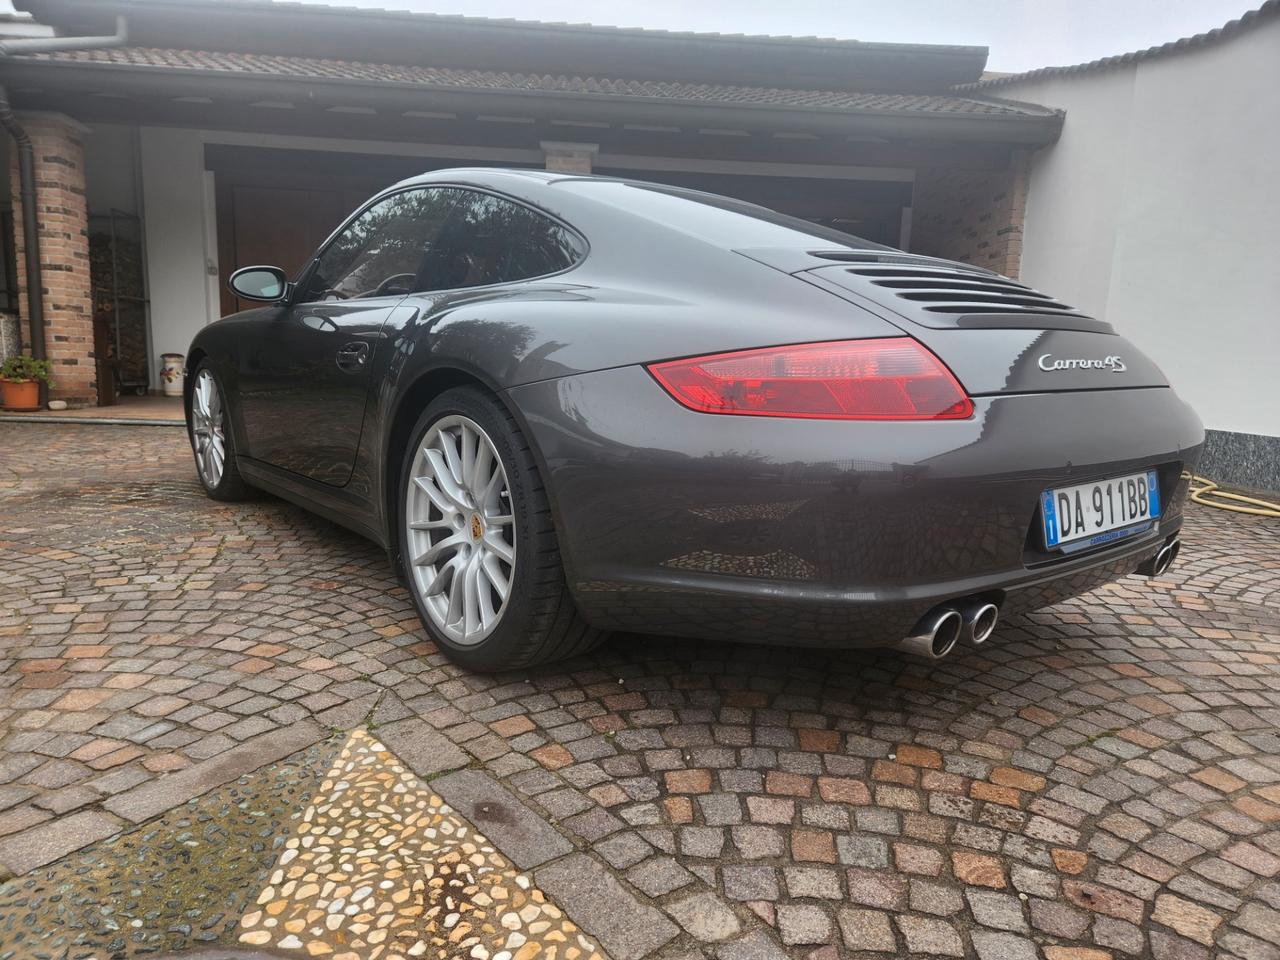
[191,369,226,489]
[405,414,516,645]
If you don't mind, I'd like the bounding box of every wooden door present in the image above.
[223,186,348,314]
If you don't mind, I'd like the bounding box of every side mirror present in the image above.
[229,265,289,303]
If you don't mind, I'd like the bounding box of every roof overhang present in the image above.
[15,0,992,92]
[1,54,1064,146]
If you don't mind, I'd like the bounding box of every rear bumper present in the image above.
[508,367,1204,647]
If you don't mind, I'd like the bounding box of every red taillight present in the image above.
[646,338,973,421]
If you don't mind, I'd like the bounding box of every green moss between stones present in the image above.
[0,736,342,960]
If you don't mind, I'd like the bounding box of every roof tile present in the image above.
[24,46,1051,117]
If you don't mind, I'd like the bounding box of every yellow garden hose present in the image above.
[1188,475,1280,518]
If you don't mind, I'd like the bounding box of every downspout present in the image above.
[0,85,42,399]
[0,15,128,405]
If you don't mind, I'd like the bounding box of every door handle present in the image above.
[335,341,369,372]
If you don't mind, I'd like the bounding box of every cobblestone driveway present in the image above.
[1,422,1278,960]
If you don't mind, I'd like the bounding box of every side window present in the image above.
[426,190,584,291]
[301,188,458,302]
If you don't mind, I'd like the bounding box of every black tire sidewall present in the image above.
[397,388,544,670]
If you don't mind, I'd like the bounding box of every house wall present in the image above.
[999,17,1280,486]
[9,114,96,405]
[0,133,14,360]
[139,127,213,379]
[911,152,1030,277]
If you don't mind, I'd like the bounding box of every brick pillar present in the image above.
[541,140,598,174]
[10,113,95,406]
[909,149,1031,278]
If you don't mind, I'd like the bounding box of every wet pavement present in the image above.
[0,737,335,957]
[1,421,1279,960]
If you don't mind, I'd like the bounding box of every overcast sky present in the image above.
[319,0,1259,73]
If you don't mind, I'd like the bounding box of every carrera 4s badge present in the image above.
[1038,353,1127,372]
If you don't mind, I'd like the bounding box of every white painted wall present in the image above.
[139,127,212,384]
[1001,18,1280,438]
[84,122,139,215]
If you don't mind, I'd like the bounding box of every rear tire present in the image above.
[398,387,603,671]
[188,361,253,502]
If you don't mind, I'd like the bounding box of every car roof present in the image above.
[396,166,661,192]
[389,166,891,255]
[392,165,800,222]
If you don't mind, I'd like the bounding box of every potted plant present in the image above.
[0,355,54,411]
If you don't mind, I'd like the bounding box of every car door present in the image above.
[237,186,461,485]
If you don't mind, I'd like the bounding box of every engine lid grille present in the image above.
[734,247,1108,333]
[843,264,1089,318]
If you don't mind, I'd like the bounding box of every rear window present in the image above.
[558,180,889,251]
[426,189,585,291]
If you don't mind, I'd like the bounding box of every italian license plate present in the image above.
[1041,470,1160,549]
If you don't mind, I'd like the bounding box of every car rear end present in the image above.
[507,184,1203,652]
[787,248,1199,576]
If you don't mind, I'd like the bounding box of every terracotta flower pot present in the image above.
[0,378,40,411]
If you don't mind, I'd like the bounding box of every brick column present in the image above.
[541,141,599,175]
[909,149,1031,278]
[10,113,95,406]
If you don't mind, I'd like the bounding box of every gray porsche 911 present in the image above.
[186,168,1203,669]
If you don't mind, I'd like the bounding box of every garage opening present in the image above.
[592,167,914,248]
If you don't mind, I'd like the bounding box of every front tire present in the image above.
[398,387,602,670]
[188,361,252,502]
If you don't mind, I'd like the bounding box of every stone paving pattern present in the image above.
[0,736,341,957]
[2,421,1280,960]
[238,728,605,960]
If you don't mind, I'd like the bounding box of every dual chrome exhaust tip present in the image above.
[1138,538,1181,578]
[898,607,964,659]
[898,536,1183,660]
[959,599,1000,645]
[897,598,999,659]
